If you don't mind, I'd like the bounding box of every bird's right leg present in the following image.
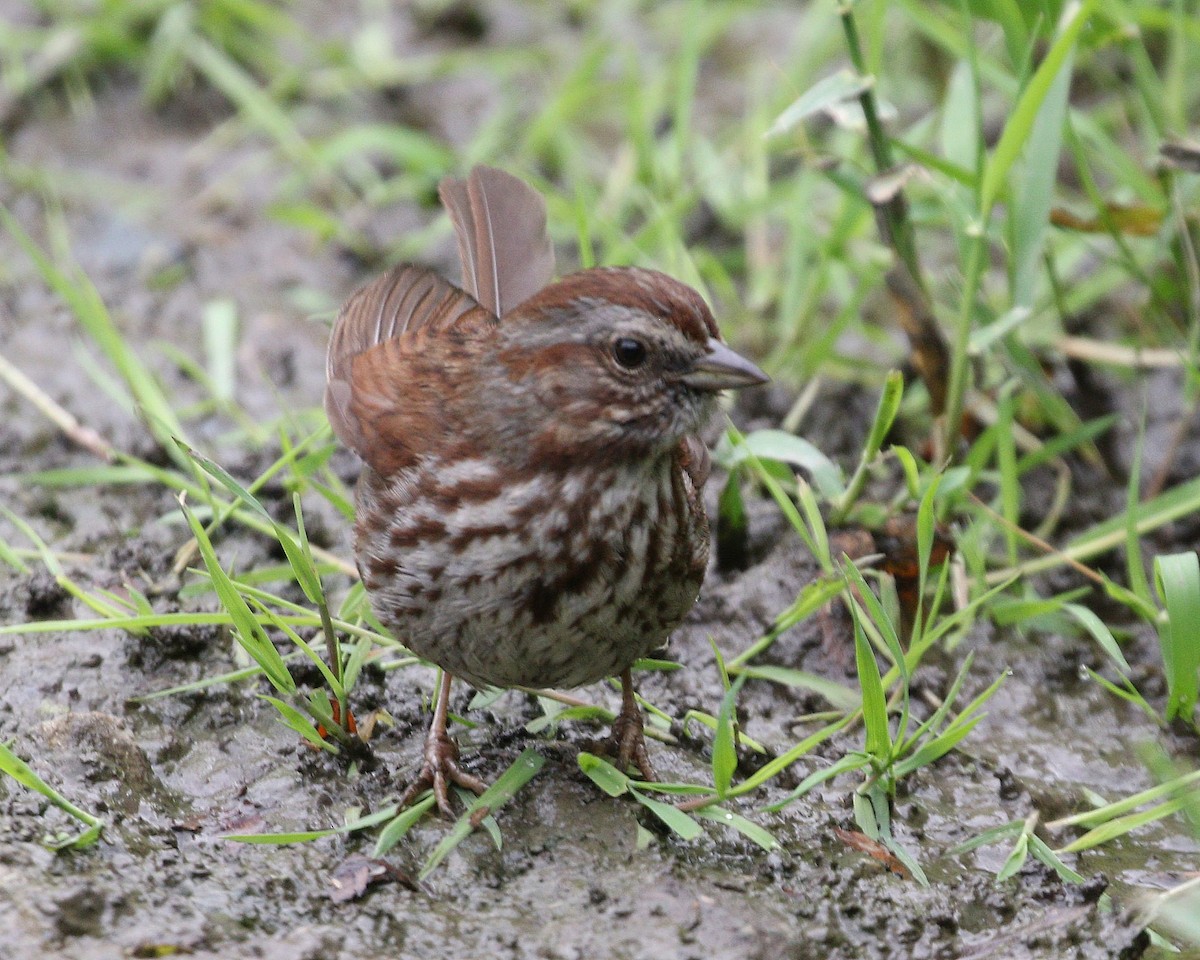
[399,672,487,816]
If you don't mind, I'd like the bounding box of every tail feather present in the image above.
[438,165,555,317]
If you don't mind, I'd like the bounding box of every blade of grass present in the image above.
[0,740,104,850]
[712,674,744,798]
[1009,16,1075,308]
[633,791,703,841]
[979,0,1098,214]
[419,748,545,879]
[1155,552,1200,722]
[693,806,779,851]
[223,802,401,844]
[1047,768,1200,830]
[372,795,438,857]
[0,206,189,458]
[850,600,891,763]
[179,494,296,694]
[832,370,903,522]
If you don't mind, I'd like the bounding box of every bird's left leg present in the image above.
[399,672,488,816]
[608,667,657,782]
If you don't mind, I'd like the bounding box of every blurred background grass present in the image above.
[6,0,1197,436]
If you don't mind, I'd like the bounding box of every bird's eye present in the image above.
[612,337,647,369]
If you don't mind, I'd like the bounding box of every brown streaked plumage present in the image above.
[326,165,767,814]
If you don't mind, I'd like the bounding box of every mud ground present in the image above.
[1,5,1197,959]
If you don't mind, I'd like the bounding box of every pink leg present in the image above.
[399,672,487,816]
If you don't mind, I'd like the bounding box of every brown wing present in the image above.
[439,165,555,317]
[338,326,491,476]
[324,264,490,458]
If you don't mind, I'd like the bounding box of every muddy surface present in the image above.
[0,5,1196,959]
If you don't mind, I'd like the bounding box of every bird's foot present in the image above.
[614,708,658,783]
[591,706,658,783]
[399,728,487,818]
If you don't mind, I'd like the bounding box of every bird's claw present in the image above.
[616,711,658,783]
[591,707,657,783]
[399,729,487,818]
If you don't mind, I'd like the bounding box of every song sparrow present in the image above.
[326,166,767,814]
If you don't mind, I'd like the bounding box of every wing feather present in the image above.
[324,264,487,455]
[325,165,554,472]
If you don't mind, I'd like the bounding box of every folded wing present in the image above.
[325,166,556,474]
[324,264,488,459]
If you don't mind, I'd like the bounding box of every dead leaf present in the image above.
[328,855,419,903]
[1050,203,1164,237]
[316,695,358,742]
[834,827,911,879]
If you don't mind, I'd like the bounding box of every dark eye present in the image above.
[612,337,647,369]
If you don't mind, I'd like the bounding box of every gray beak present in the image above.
[680,338,769,392]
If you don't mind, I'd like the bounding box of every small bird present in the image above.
[325,166,767,814]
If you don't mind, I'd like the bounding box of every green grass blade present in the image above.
[0,532,30,574]
[996,832,1030,882]
[179,496,296,694]
[632,791,703,841]
[182,443,324,604]
[1154,552,1200,722]
[0,207,189,455]
[1047,768,1200,831]
[843,560,905,680]
[6,465,162,487]
[259,696,337,753]
[979,0,1098,213]
[0,505,63,576]
[950,819,1025,855]
[833,370,903,521]
[372,795,438,857]
[419,748,545,878]
[720,428,846,500]
[732,713,856,798]
[693,806,778,851]
[184,36,317,173]
[851,607,891,762]
[767,68,874,139]
[733,665,860,711]
[0,740,104,849]
[727,577,845,669]
[1063,602,1133,674]
[1028,835,1083,883]
[1009,23,1074,307]
[223,803,401,845]
[202,299,238,403]
[711,675,744,798]
[765,753,872,811]
[893,714,984,780]
[578,752,630,797]
[1059,793,1198,853]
